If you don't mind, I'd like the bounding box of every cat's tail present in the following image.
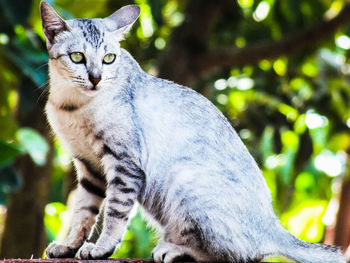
[267,224,346,263]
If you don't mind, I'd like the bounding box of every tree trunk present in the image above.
[0,76,53,258]
[333,150,350,251]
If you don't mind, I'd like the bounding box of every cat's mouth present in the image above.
[71,77,100,95]
[79,84,100,96]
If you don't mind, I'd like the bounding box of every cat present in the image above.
[40,1,345,262]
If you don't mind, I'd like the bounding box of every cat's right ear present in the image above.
[104,5,140,40]
[40,1,68,48]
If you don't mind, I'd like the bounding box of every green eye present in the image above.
[103,53,116,64]
[70,52,84,63]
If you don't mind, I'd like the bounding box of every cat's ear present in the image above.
[104,5,140,40]
[40,1,68,48]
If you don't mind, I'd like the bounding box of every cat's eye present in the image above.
[103,53,116,64]
[70,52,84,63]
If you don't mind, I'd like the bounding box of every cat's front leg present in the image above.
[77,146,145,259]
[46,158,106,258]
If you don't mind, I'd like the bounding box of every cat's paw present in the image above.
[76,241,114,259]
[152,242,195,263]
[45,241,78,258]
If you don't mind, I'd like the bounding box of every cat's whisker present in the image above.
[36,62,49,71]
[36,80,49,91]
[36,81,50,104]
[72,80,85,84]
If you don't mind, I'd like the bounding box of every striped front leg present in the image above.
[46,157,106,258]
[77,145,144,259]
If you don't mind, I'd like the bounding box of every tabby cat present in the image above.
[40,1,345,262]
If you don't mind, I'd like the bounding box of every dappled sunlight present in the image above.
[1,0,350,260]
[44,202,68,243]
[253,1,270,22]
[281,202,328,242]
[314,150,345,177]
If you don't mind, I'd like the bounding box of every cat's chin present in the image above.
[79,86,100,97]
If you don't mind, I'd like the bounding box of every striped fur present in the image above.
[40,2,345,263]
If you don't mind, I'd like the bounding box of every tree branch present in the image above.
[194,4,350,75]
[157,0,232,85]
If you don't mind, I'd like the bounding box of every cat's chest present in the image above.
[46,102,100,159]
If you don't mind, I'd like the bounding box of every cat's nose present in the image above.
[88,74,101,86]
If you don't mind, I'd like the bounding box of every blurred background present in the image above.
[0,0,350,262]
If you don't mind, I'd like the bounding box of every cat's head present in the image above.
[40,1,140,94]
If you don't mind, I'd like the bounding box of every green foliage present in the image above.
[0,127,49,204]
[15,128,49,166]
[1,0,350,260]
[211,0,350,247]
[44,202,67,242]
[0,141,23,168]
[281,200,328,242]
[113,210,157,259]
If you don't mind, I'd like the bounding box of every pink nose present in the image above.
[89,74,101,86]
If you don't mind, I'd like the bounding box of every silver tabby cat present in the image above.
[40,1,345,262]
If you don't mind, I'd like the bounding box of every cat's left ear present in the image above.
[104,5,140,40]
[40,1,68,48]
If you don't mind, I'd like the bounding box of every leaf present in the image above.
[0,140,24,168]
[15,127,49,166]
[149,0,164,25]
[6,41,48,87]
[260,125,275,163]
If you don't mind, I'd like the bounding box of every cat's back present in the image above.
[134,75,259,178]
[135,77,230,147]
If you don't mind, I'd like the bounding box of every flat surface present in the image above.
[0,259,153,263]
[0,259,278,263]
